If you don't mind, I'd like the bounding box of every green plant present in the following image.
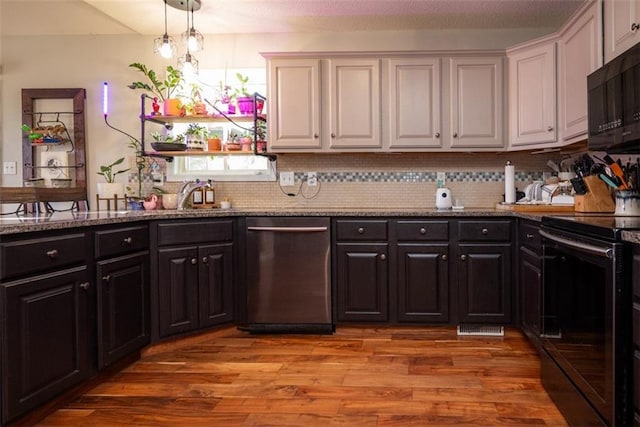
[97,157,130,183]
[128,63,183,102]
[151,132,184,143]
[185,123,208,139]
[235,73,250,97]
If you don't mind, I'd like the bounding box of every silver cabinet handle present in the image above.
[358,227,365,234]
[123,237,132,244]
[481,228,489,235]
[79,282,90,290]
[435,132,440,138]
[460,254,467,261]
[441,254,448,261]
[102,274,111,283]
[632,22,639,32]
[420,227,426,235]
[379,254,386,260]
[46,249,58,259]
[191,258,198,265]
[547,126,554,131]
[202,257,208,264]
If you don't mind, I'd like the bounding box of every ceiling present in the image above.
[1,0,586,36]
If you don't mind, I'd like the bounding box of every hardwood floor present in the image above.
[37,326,567,426]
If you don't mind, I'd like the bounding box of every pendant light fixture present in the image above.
[182,5,204,53]
[153,0,176,59]
[177,1,199,77]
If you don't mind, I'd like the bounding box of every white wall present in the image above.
[0,28,550,202]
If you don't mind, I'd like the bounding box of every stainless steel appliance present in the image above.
[587,40,640,154]
[242,217,333,333]
[540,215,636,426]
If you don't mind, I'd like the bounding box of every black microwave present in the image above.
[587,41,640,153]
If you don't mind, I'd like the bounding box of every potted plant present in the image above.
[183,83,208,116]
[128,63,184,116]
[96,157,130,198]
[207,131,222,151]
[234,73,254,115]
[150,131,186,151]
[184,123,208,150]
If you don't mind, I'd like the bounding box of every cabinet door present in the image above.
[157,246,199,338]
[449,57,504,149]
[1,267,92,424]
[328,59,382,149]
[335,243,388,322]
[388,58,442,149]
[558,1,602,141]
[268,58,322,150]
[458,244,512,324]
[519,247,541,349]
[396,243,449,323]
[604,0,640,63]
[97,252,150,369]
[508,42,557,147]
[198,243,234,328]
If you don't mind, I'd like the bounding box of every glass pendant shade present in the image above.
[154,34,176,59]
[178,52,199,77]
[182,27,204,52]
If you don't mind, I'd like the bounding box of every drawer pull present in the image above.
[547,126,554,132]
[379,254,386,261]
[526,233,535,239]
[481,228,489,235]
[123,237,133,244]
[441,254,448,261]
[79,282,90,291]
[420,227,426,235]
[435,132,440,138]
[631,22,639,32]
[358,227,365,234]
[202,256,209,264]
[46,249,59,259]
[460,254,467,261]
[102,274,112,283]
[191,258,198,265]
[453,132,458,138]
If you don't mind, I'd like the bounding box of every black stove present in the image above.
[542,214,640,241]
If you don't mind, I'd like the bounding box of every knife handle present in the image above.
[609,163,628,189]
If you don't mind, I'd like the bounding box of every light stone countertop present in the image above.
[0,207,549,235]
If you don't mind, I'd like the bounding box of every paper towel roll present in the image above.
[505,161,516,204]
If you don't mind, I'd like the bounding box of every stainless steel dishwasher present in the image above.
[242,217,333,333]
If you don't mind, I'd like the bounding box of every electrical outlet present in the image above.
[436,171,446,188]
[307,172,317,186]
[3,161,16,175]
[280,171,294,186]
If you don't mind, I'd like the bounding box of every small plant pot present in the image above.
[207,137,222,151]
[97,182,124,198]
[186,135,205,151]
[163,98,182,116]
[237,96,254,115]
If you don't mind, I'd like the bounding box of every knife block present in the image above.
[574,175,615,213]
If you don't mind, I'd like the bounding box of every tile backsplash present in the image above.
[131,151,556,209]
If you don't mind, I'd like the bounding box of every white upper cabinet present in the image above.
[387,58,442,149]
[558,0,603,142]
[328,59,382,149]
[267,58,322,150]
[508,39,557,148]
[604,0,640,63]
[449,56,504,149]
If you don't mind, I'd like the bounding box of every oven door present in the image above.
[540,227,623,426]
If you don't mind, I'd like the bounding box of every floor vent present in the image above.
[457,325,504,337]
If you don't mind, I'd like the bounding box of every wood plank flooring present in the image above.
[37,326,567,426]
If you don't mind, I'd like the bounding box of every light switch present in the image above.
[3,161,17,175]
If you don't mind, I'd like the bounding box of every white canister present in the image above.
[614,190,640,216]
[436,188,452,210]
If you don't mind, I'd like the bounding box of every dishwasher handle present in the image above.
[539,228,614,259]
[247,226,328,233]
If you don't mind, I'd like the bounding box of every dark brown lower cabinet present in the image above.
[632,245,640,425]
[1,266,94,424]
[396,243,449,323]
[157,243,233,338]
[97,252,150,368]
[335,243,388,322]
[457,243,512,324]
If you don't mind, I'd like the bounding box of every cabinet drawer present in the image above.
[458,220,511,242]
[519,221,541,252]
[397,220,448,241]
[95,225,149,259]
[1,233,88,279]
[157,220,233,246]
[335,220,388,241]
